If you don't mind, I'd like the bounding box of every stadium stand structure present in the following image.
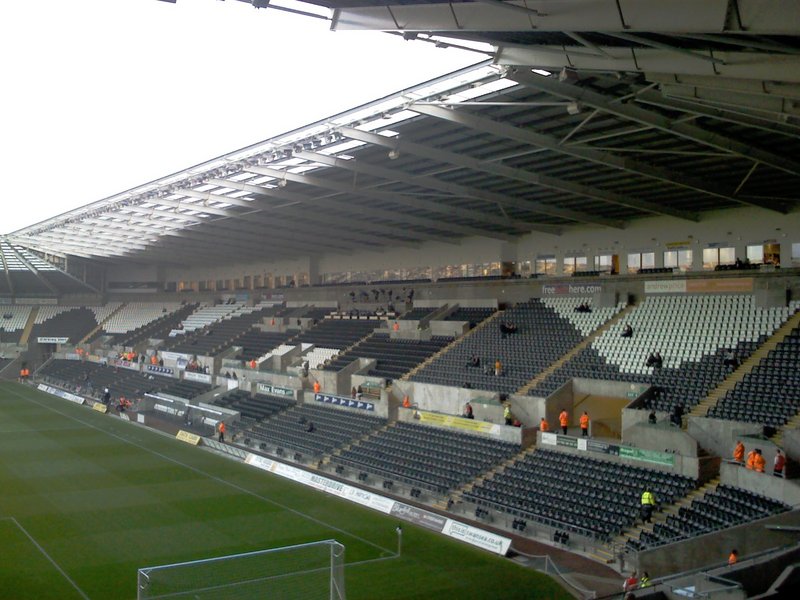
[528,296,800,417]
[0,305,33,344]
[411,298,622,394]
[248,403,387,461]
[628,484,791,551]
[214,389,295,428]
[332,420,519,495]
[112,302,199,347]
[463,448,696,540]
[322,332,454,381]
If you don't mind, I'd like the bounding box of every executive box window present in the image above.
[793,243,800,267]
[563,255,588,275]
[627,252,655,273]
[702,247,735,270]
[535,256,557,276]
[594,254,616,274]
[664,249,693,271]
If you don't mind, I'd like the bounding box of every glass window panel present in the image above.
[747,245,763,263]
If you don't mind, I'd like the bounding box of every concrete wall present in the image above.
[687,416,763,461]
[396,405,524,444]
[721,461,800,506]
[625,422,700,458]
[637,509,800,577]
[392,380,505,424]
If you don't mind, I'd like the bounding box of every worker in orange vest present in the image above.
[580,411,590,437]
[218,421,226,443]
[753,449,766,473]
[249,359,257,369]
[150,354,158,365]
[313,381,321,394]
[728,549,738,566]
[402,395,412,408]
[745,449,757,470]
[559,409,569,435]
[733,440,745,464]
[540,417,549,432]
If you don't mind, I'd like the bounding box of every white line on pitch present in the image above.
[10,386,396,557]
[0,516,90,600]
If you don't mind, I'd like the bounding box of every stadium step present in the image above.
[604,477,720,558]
[401,309,505,381]
[690,310,800,419]
[773,413,800,448]
[19,305,39,345]
[323,422,393,466]
[449,443,536,502]
[516,303,637,396]
[79,302,128,345]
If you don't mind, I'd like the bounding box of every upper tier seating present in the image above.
[177,302,244,333]
[332,421,518,494]
[30,306,117,344]
[0,305,34,343]
[235,333,295,362]
[157,379,213,400]
[399,307,441,321]
[464,448,696,540]
[631,484,790,550]
[166,304,277,356]
[98,303,184,335]
[541,297,626,337]
[322,333,453,381]
[214,390,295,426]
[528,296,797,415]
[247,404,386,458]
[443,307,497,326]
[707,324,800,427]
[113,303,199,347]
[411,299,615,395]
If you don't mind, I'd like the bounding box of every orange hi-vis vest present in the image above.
[540,419,549,432]
[746,450,757,470]
[733,443,745,462]
[753,454,766,473]
[580,414,590,429]
[559,411,568,427]
[313,381,321,394]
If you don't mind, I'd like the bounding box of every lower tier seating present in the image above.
[464,448,696,540]
[331,421,519,495]
[247,404,386,458]
[629,484,790,550]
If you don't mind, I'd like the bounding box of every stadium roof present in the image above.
[7,0,800,267]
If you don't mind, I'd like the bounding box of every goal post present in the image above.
[137,539,346,600]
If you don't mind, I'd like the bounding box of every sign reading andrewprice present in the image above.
[244,453,511,555]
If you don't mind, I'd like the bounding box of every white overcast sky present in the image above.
[0,0,482,234]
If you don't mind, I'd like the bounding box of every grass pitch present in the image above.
[0,382,569,599]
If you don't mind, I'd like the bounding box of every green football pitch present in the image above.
[0,382,569,599]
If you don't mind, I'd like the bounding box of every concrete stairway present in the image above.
[19,306,39,345]
[79,302,127,345]
[593,477,721,564]
[447,443,537,506]
[401,309,505,381]
[516,303,637,396]
[689,310,800,419]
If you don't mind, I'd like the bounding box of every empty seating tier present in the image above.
[157,379,213,400]
[38,359,162,400]
[630,484,790,550]
[331,421,518,495]
[529,295,795,416]
[247,404,386,458]
[443,307,496,326]
[411,299,591,394]
[707,325,800,427]
[30,307,103,344]
[322,333,453,381]
[113,303,199,347]
[214,390,295,426]
[464,448,695,540]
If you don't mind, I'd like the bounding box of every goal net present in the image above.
[137,539,346,600]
